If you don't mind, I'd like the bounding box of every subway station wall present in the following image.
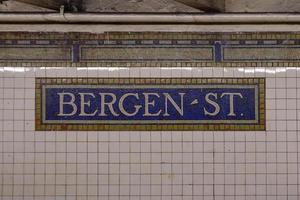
[0,32,300,200]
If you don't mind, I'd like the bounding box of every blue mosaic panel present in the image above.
[36,78,265,131]
[43,86,257,124]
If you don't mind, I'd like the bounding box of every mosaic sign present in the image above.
[36,78,265,131]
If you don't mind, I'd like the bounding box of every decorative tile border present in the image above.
[2,32,300,40]
[35,78,265,131]
[0,32,300,64]
[0,61,299,68]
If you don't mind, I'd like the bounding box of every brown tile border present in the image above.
[0,32,300,40]
[0,61,299,68]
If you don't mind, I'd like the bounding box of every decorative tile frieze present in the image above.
[0,32,300,64]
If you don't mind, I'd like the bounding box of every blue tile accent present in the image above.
[214,41,222,62]
[72,44,80,63]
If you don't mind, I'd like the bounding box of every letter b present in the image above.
[57,92,78,116]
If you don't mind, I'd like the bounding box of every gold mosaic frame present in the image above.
[35,78,265,131]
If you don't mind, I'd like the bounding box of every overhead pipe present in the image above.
[0,13,300,24]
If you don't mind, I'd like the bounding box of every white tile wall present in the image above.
[0,66,300,200]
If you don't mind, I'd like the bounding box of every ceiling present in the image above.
[0,0,220,13]
[0,0,299,13]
